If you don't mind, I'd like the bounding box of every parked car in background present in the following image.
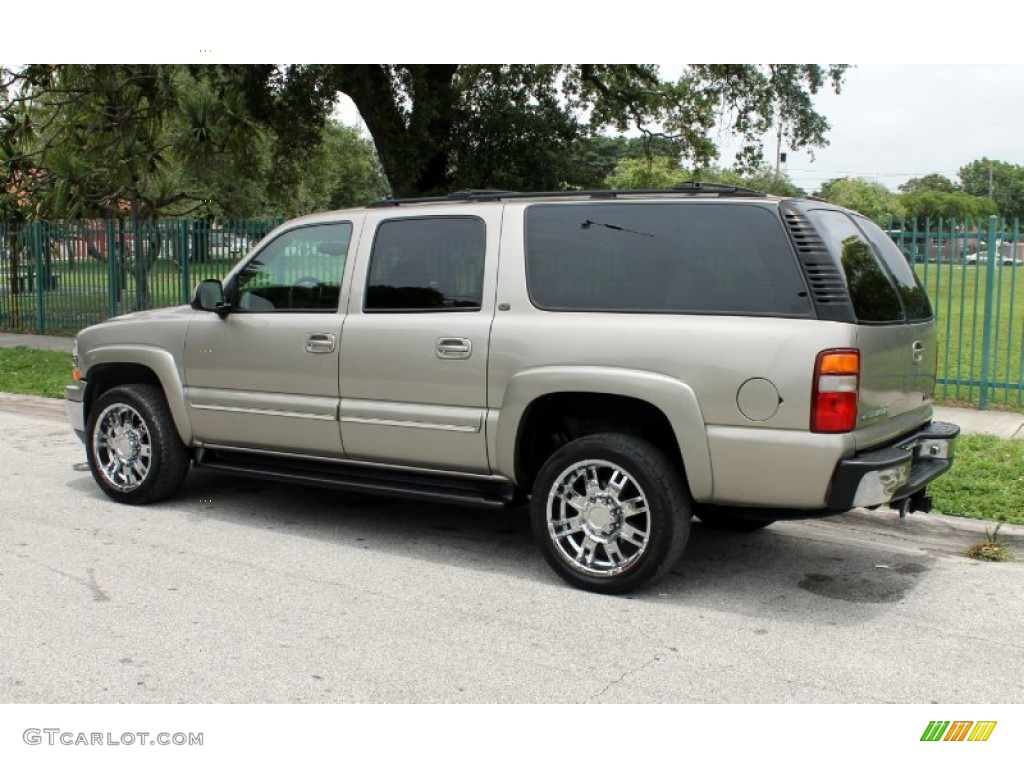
[963,251,1024,266]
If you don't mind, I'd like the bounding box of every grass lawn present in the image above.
[928,434,1024,526]
[0,346,73,398]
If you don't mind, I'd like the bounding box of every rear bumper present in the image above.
[826,420,959,511]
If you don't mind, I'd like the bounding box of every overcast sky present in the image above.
[755,64,1024,193]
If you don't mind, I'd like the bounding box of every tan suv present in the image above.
[65,184,958,593]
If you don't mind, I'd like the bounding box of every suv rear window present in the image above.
[852,215,933,322]
[807,209,933,323]
[524,202,813,316]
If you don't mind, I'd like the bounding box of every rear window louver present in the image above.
[779,202,855,323]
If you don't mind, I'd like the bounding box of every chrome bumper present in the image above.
[827,421,960,510]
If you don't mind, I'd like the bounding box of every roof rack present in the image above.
[366,182,768,207]
[671,181,767,197]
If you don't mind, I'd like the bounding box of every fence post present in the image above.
[978,214,999,410]
[180,219,190,303]
[32,221,45,335]
[106,219,117,318]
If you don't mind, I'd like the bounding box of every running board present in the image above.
[192,448,515,510]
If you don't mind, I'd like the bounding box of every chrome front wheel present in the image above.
[86,384,190,504]
[92,402,153,491]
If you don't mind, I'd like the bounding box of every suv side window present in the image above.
[807,209,904,323]
[524,202,813,316]
[233,222,351,312]
[365,217,485,312]
[852,215,933,322]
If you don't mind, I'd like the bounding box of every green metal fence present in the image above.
[0,218,282,335]
[3,213,1024,410]
[887,214,1024,410]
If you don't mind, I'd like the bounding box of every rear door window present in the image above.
[524,202,813,316]
[365,217,485,312]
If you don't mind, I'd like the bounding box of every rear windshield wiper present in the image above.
[581,219,655,237]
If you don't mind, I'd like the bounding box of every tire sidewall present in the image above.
[530,433,690,594]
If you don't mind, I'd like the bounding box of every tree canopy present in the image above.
[280,64,849,197]
[898,174,958,195]
[2,63,850,215]
[814,160,1023,222]
[0,64,387,222]
[815,177,905,220]
[958,158,1024,220]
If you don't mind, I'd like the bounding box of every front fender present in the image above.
[81,345,192,444]
[491,366,712,501]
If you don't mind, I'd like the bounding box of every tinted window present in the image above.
[807,210,904,323]
[525,202,812,316]
[233,222,351,312]
[853,215,933,322]
[365,217,485,311]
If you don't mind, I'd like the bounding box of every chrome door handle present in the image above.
[305,332,336,354]
[436,337,472,360]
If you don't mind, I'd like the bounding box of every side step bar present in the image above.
[193,448,516,510]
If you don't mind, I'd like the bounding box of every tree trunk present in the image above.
[330,65,460,198]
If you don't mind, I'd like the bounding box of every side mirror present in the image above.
[192,279,230,317]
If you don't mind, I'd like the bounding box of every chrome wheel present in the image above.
[92,403,153,491]
[546,459,651,577]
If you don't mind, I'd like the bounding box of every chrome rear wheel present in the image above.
[531,433,690,594]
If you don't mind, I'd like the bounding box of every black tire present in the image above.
[530,433,690,594]
[693,504,774,532]
[86,383,190,504]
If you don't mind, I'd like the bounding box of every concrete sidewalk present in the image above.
[0,331,74,353]
[2,330,1024,439]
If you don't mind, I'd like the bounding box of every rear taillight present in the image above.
[811,349,859,433]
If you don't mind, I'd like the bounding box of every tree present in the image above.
[264,121,390,214]
[691,166,804,196]
[267,64,848,197]
[604,156,689,189]
[1,65,270,309]
[958,159,1024,220]
[900,190,997,221]
[816,177,904,219]
[898,174,957,195]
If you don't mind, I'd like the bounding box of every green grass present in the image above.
[0,346,74,398]
[930,434,1024,526]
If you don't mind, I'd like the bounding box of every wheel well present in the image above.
[515,392,685,488]
[84,363,162,421]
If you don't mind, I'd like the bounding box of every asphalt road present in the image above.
[2,407,1023,704]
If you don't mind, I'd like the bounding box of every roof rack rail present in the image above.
[672,181,767,196]
[366,183,767,207]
